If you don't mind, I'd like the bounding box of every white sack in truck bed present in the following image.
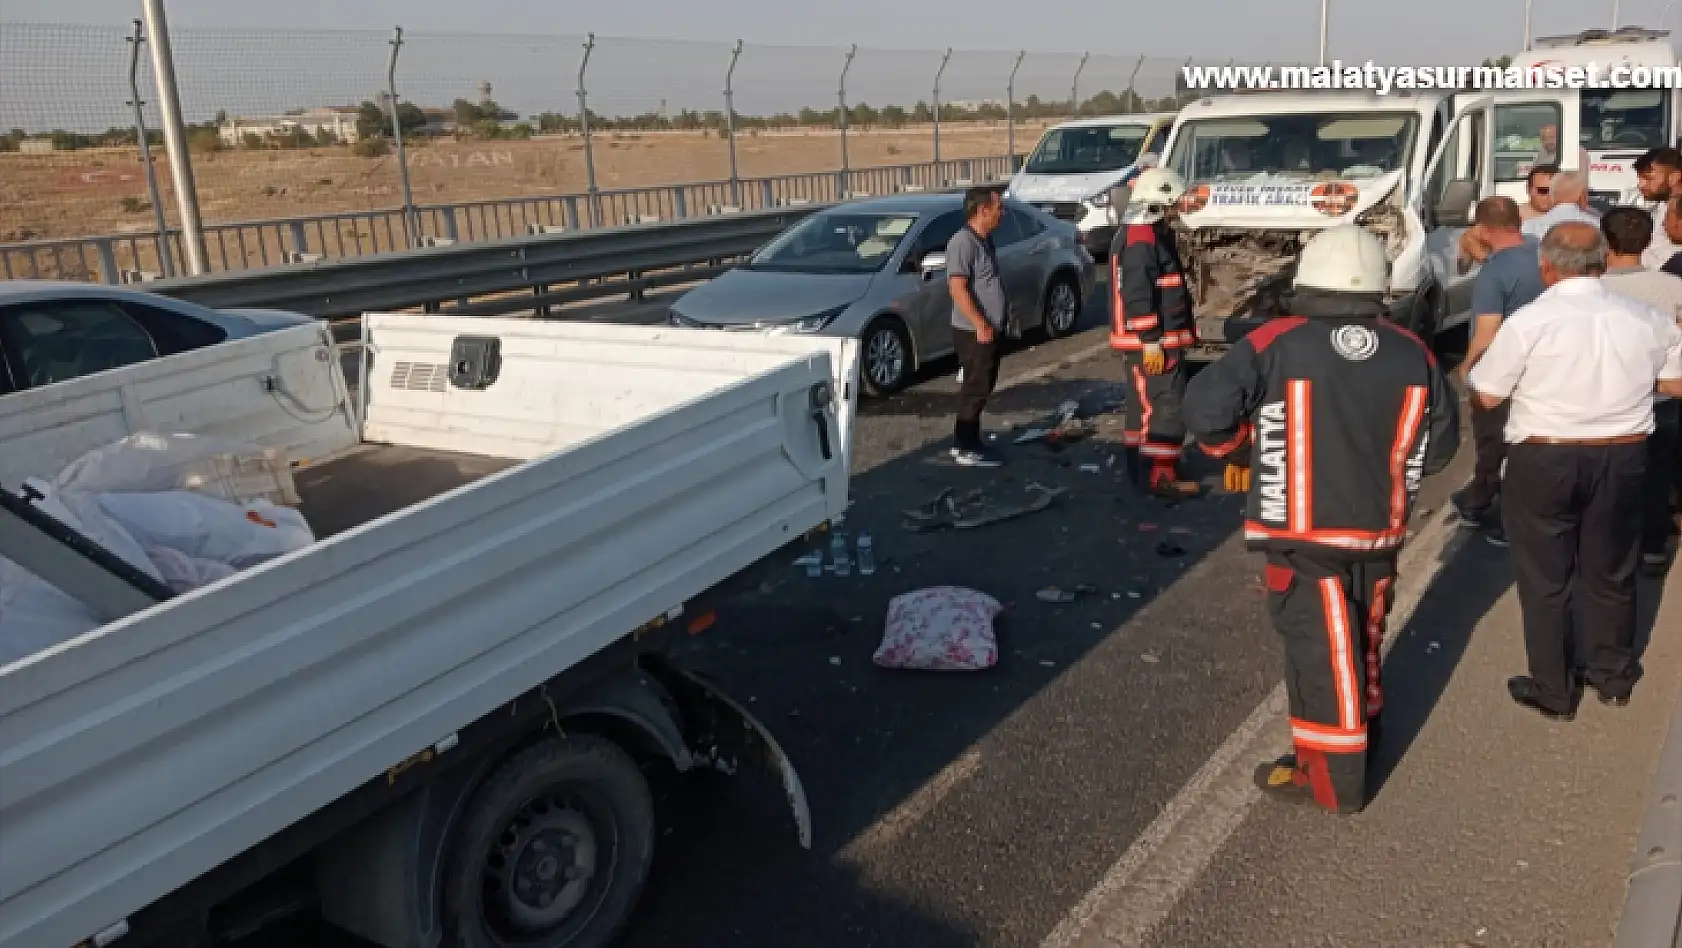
[0,434,317,666]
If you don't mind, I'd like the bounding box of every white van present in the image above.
[1006,112,1177,258]
[1157,88,1580,355]
[1510,26,1681,206]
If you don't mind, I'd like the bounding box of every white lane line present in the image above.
[839,748,985,860]
[1040,507,1469,948]
[995,340,1112,393]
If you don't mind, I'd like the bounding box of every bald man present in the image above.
[1469,221,1682,718]
[1522,170,1601,240]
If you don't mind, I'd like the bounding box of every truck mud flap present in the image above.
[653,659,813,850]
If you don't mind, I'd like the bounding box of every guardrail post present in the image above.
[835,171,847,201]
[94,239,121,285]
[576,33,601,228]
[760,180,775,209]
[287,221,310,257]
[674,189,688,219]
[564,197,581,230]
[443,208,460,242]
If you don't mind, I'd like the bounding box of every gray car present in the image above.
[0,280,315,396]
[667,193,1098,395]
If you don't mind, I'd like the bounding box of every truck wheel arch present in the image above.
[314,670,691,947]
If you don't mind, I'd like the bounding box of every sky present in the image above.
[1,0,1674,131]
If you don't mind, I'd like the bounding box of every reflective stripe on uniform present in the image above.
[1287,380,1314,535]
[1388,385,1429,532]
[1319,577,1360,731]
[1290,717,1368,752]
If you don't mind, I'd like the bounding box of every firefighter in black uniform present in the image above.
[1183,224,1460,815]
[1111,167,1201,498]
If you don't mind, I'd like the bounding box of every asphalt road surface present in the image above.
[245,285,1681,948]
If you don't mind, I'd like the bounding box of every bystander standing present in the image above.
[946,186,1009,468]
[1521,171,1599,239]
[1467,222,1682,719]
[1452,197,1542,546]
[1634,147,1682,268]
[1599,208,1682,571]
[1520,164,1558,223]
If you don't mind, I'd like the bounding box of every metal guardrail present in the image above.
[1,155,1014,285]
[1614,689,1682,947]
[139,204,828,320]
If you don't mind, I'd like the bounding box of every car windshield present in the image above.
[1167,111,1417,182]
[746,211,921,274]
[1022,124,1152,174]
[1579,88,1670,150]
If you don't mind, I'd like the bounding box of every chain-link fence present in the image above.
[1,20,1252,278]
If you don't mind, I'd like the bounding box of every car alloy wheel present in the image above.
[861,319,911,396]
[1043,279,1080,339]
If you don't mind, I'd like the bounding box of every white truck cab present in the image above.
[1006,112,1177,259]
[1157,87,1579,355]
[1510,26,1680,207]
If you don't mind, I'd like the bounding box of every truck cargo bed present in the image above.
[294,445,515,539]
[0,315,859,948]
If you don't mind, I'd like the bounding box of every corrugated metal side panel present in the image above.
[0,332,844,948]
[0,324,359,490]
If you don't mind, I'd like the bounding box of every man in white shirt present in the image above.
[1634,147,1682,269]
[1600,207,1682,570]
[1468,222,1682,719]
[1520,171,1600,240]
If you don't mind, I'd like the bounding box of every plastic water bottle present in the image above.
[856,532,876,575]
[831,532,851,577]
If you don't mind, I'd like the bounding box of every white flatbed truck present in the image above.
[0,313,861,948]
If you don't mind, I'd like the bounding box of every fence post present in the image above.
[1126,55,1145,114]
[385,26,418,248]
[724,39,743,208]
[933,47,952,167]
[140,0,207,275]
[1006,49,1024,174]
[125,19,174,278]
[576,33,601,228]
[838,44,857,188]
[1070,50,1090,117]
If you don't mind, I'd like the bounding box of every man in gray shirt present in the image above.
[1454,196,1545,545]
[947,186,1009,467]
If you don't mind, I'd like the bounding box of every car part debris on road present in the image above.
[1035,584,1096,604]
[901,483,1066,532]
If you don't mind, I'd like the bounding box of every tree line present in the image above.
[0,86,1201,155]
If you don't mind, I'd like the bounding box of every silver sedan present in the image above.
[667,193,1097,395]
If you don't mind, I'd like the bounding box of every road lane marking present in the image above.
[996,340,1112,392]
[1040,506,1468,948]
[839,748,984,860]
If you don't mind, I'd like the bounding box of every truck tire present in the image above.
[442,735,655,948]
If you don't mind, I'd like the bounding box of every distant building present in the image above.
[947,98,1006,111]
[219,106,362,146]
[18,139,58,154]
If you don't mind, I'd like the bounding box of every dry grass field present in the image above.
[2,121,1052,246]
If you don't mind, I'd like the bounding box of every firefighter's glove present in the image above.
[1223,463,1251,494]
[1142,342,1167,375]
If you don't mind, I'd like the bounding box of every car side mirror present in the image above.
[1433,178,1479,228]
[920,251,947,279]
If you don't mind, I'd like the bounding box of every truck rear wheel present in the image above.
[443,735,655,948]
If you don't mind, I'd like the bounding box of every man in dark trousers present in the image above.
[1184,224,1460,815]
[1469,222,1682,718]
[1451,197,1543,547]
[946,186,1008,468]
[1111,167,1200,498]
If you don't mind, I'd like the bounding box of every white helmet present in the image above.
[1128,168,1187,208]
[1294,224,1389,295]
[1120,168,1188,224]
